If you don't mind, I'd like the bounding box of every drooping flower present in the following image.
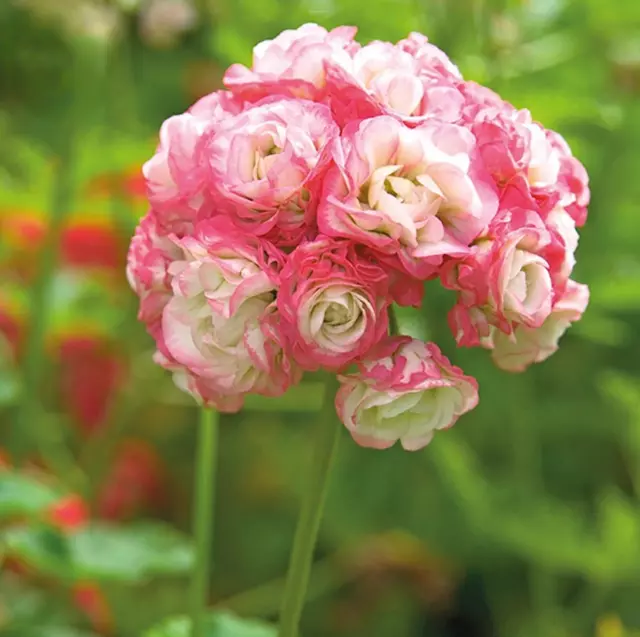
[336,337,478,450]
[277,236,390,371]
[204,97,339,247]
[319,116,497,279]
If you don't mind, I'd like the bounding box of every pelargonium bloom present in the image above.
[325,33,463,127]
[319,116,497,278]
[224,24,358,102]
[489,279,589,372]
[277,237,389,371]
[159,217,300,402]
[336,336,478,450]
[444,206,565,347]
[142,90,244,234]
[205,98,339,247]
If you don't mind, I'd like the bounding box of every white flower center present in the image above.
[503,249,550,316]
[305,285,373,352]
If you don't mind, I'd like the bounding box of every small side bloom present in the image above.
[336,337,478,451]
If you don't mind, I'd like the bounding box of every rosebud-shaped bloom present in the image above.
[319,116,497,278]
[126,210,182,335]
[336,337,478,450]
[143,90,244,233]
[160,217,299,400]
[277,237,390,371]
[444,206,565,346]
[205,98,339,247]
[489,279,589,372]
[325,35,463,127]
[224,23,358,102]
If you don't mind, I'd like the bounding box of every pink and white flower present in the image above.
[319,116,497,278]
[205,98,339,247]
[444,206,565,346]
[336,337,478,451]
[224,24,358,102]
[126,210,182,334]
[153,351,246,413]
[489,279,589,372]
[159,217,299,399]
[277,237,390,371]
[128,24,591,426]
[142,90,244,234]
[325,34,463,127]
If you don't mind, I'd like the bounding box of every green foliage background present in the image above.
[1,0,640,636]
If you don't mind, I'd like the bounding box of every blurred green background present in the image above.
[1,0,640,636]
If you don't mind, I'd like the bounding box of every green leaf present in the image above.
[70,522,194,584]
[3,525,73,579]
[144,612,277,637]
[0,472,59,519]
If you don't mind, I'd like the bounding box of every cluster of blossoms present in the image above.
[127,24,589,450]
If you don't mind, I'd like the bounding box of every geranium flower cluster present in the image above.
[127,24,589,450]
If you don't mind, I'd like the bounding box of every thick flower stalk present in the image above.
[127,21,591,637]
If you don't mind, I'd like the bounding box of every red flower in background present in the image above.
[85,166,148,202]
[97,440,167,521]
[73,583,114,636]
[47,494,89,532]
[58,336,124,436]
[60,222,124,271]
[0,448,11,469]
[0,302,23,357]
[2,212,125,274]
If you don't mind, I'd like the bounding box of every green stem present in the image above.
[278,375,341,637]
[216,551,353,618]
[191,407,219,637]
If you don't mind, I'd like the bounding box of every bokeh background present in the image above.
[1,0,640,636]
